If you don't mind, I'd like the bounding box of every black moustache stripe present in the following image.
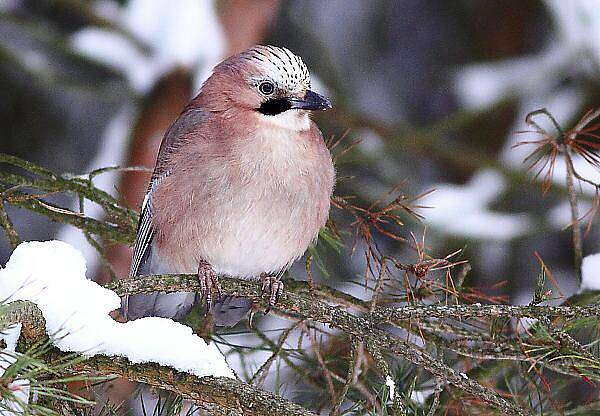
[257,98,292,116]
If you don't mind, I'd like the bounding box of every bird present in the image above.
[125,45,335,326]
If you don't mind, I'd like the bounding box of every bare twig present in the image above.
[330,338,360,416]
[364,339,407,415]
[249,321,302,386]
[302,323,337,408]
[564,146,583,283]
[426,383,443,416]
[0,202,20,249]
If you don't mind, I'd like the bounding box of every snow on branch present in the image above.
[2,300,315,416]
[0,241,233,379]
[0,242,316,416]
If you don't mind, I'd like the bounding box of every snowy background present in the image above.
[0,0,599,413]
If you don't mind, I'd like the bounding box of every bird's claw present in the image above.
[198,261,221,314]
[260,274,284,314]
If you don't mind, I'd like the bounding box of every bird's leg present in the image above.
[198,260,221,311]
[260,272,284,313]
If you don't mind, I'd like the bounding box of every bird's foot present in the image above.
[198,260,221,312]
[260,273,284,313]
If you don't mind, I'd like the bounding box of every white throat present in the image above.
[259,110,310,132]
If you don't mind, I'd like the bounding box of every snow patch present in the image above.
[511,292,539,332]
[0,241,234,379]
[0,0,21,12]
[421,169,532,240]
[547,200,592,229]
[455,1,600,111]
[454,51,564,110]
[0,324,30,414]
[581,253,600,292]
[356,129,385,156]
[546,0,600,65]
[70,0,225,94]
[1,324,21,352]
[385,375,396,400]
[410,387,435,404]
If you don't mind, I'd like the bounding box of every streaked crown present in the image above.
[241,45,311,94]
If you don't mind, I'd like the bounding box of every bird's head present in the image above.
[199,45,331,131]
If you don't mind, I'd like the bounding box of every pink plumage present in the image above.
[127,45,334,325]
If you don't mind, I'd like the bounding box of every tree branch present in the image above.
[106,274,600,322]
[107,275,525,415]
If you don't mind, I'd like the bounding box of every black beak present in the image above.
[289,90,332,111]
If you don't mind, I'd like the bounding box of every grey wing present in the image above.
[125,108,208,320]
[129,107,209,278]
[124,176,165,321]
[127,180,162,278]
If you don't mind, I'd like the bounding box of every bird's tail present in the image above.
[124,249,251,325]
[125,248,196,321]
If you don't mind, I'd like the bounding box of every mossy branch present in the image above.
[108,275,525,415]
[0,153,137,245]
[109,274,600,412]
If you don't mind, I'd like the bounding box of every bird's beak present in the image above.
[289,90,332,111]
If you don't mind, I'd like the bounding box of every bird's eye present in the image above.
[258,81,275,95]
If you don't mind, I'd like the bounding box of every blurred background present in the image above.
[1,0,599,412]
